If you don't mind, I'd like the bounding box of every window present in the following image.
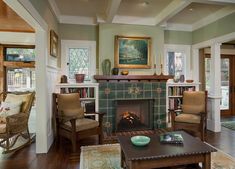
[61,40,96,82]
[3,46,35,92]
[7,68,35,92]
[164,45,190,79]
[5,47,35,62]
[167,51,185,77]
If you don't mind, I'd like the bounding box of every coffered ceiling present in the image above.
[49,0,235,31]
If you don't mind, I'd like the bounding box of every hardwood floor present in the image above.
[0,127,235,169]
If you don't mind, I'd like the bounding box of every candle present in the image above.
[159,54,161,66]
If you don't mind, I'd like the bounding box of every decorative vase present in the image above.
[75,74,85,83]
[102,59,111,75]
[112,68,119,75]
[179,75,185,83]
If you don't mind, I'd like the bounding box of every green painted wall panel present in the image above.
[193,13,235,44]
[99,23,164,73]
[164,30,192,45]
[59,24,98,40]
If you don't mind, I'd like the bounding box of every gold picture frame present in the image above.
[50,30,58,57]
[114,35,151,69]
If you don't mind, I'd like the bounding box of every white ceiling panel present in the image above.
[168,2,225,24]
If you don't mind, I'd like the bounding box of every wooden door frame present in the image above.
[0,44,35,92]
[204,54,235,116]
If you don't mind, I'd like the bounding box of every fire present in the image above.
[121,111,139,124]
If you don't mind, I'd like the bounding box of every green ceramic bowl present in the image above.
[131,135,150,146]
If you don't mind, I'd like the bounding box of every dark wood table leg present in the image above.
[203,153,211,169]
[121,149,125,168]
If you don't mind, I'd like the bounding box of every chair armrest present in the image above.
[5,113,28,132]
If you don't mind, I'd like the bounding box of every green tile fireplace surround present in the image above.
[94,75,172,133]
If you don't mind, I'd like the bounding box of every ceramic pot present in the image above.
[102,59,111,75]
[112,68,119,75]
[75,74,85,83]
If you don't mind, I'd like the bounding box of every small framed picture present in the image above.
[50,30,58,57]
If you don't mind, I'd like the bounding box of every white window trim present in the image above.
[164,44,191,80]
[61,40,96,82]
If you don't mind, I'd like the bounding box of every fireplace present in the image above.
[115,99,153,132]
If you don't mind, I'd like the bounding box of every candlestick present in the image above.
[153,63,157,75]
[160,63,163,75]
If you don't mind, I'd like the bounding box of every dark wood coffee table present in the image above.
[117,131,216,169]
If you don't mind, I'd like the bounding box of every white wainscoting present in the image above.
[46,66,60,149]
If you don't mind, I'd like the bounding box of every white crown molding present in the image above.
[48,0,61,21]
[164,23,192,31]
[112,15,156,26]
[60,15,97,25]
[192,6,235,31]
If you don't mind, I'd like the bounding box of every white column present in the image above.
[192,48,199,82]
[207,43,221,132]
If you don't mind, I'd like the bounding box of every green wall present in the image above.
[59,24,98,40]
[193,13,235,44]
[99,23,164,73]
[164,30,192,45]
[29,0,60,67]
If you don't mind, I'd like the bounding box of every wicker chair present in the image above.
[53,93,105,152]
[170,91,207,141]
[0,91,35,153]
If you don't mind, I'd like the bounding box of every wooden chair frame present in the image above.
[52,93,105,152]
[170,91,207,141]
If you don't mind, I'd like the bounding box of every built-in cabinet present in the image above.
[166,82,200,126]
[55,83,99,113]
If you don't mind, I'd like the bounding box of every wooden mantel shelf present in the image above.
[94,75,173,82]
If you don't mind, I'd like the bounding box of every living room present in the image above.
[1,0,235,168]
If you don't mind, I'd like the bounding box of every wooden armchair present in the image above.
[0,91,35,153]
[53,93,105,152]
[170,91,207,141]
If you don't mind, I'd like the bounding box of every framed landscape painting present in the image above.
[114,35,151,69]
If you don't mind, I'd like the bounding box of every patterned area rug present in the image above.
[80,144,235,169]
[222,121,235,130]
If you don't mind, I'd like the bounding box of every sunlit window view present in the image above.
[7,68,35,92]
[68,48,90,80]
[167,52,185,78]
[5,48,35,62]
[205,58,229,110]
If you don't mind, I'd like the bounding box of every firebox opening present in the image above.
[115,99,153,132]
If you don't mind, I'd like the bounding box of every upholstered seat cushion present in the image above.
[0,123,6,133]
[62,118,99,132]
[175,113,201,124]
[57,93,84,119]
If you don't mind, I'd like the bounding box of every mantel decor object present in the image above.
[102,59,111,75]
[112,68,119,75]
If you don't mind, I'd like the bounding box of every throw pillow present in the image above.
[5,93,32,113]
[0,101,22,123]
